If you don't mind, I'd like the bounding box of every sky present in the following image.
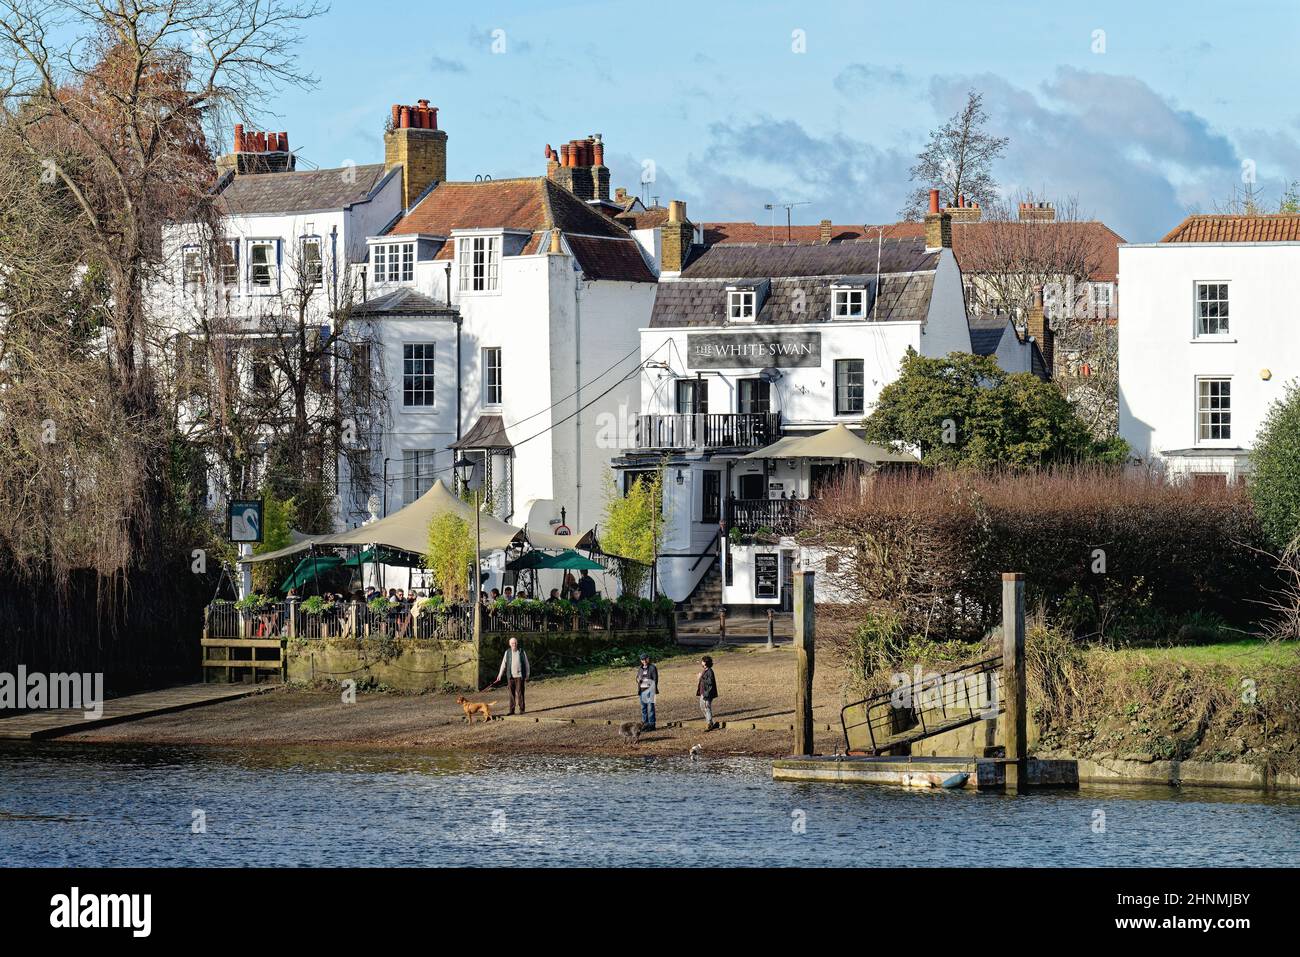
[248,0,1300,242]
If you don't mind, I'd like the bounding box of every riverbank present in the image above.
[61,646,847,758]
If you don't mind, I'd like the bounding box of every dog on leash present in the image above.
[618,721,644,745]
[456,695,497,724]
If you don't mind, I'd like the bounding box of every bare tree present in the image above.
[900,89,1008,220]
[960,192,1120,437]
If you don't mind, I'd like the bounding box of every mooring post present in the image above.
[1001,572,1027,792]
[767,608,775,650]
[794,570,816,756]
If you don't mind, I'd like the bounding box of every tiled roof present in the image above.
[216,164,392,215]
[616,206,672,230]
[564,234,655,282]
[389,177,651,282]
[1160,214,1300,243]
[651,273,935,327]
[952,221,1123,282]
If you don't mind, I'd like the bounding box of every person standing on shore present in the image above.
[492,637,530,715]
[635,653,659,731]
[697,656,719,731]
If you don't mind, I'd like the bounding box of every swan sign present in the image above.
[228,499,264,543]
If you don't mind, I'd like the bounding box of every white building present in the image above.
[614,193,1026,612]
[1118,214,1300,483]
[343,125,659,543]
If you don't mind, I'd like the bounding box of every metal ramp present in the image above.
[841,655,1003,755]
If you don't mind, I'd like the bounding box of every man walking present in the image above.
[697,655,719,731]
[635,653,659,731]
[492,636,530,715]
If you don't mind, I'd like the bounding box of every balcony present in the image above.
[630,412,781,451]
[727,497,810,536]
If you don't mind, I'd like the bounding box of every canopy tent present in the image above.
[280,555,346,592]
[741,424,918,464]
[243,531,329,564]
[342,547,424,568]
[544,549,605,571]
[238,480,580,564]
[505,550,554,571]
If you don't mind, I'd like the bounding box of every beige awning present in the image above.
[741,424,918,464]
[238,480,586,562]
[242,531,329,564]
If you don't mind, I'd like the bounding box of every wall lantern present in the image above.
[676,469,684,485]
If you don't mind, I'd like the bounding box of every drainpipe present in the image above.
[573,275,583,530]
[330,224,339,306]
[448,261,461,440]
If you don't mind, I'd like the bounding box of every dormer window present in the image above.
[458,235,500,292]
[833,287,867,319]
[373,241,415,284]
[728,289,756,322]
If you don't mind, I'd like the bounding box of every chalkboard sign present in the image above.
[754,552,780,600]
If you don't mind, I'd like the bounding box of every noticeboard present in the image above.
[754,552,780,600]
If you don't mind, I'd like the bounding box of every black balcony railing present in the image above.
[631,412,780,451]
[727,497,810,535]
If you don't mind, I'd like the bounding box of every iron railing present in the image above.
[630,412,780,451]
[727,498,810,535]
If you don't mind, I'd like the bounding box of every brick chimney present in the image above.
[1026,288,1054,376]
[384,100,448,211]
[661,200,693,273]
[216,124,296,176]
[923,188,952,250]
[819,219,833,243]
[546,134,610,202]
[944,194,982,223]
[1019,201,1056,223]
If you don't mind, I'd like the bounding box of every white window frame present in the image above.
[835,358,865,415]
[1194,281,1230,338]
[248,239,278,292]
[457,235,500,292]
[728,289,756,322]
[832,287,867,319]
[402,342,436,408]
[299,235,324,288]
[482,347,503,406]
[1089,281,1112,313]
[182,245,204,289]
[217,239,239,289]
[402,449,438,506]
[373,241,415,284]
[1195,376,1232,444]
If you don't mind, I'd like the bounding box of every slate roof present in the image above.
[387,177,652,282]
[352,287,457,317]
[967,317,1009,355]
[216,164,392,215]
[652,238,938,328]
[702,222,922,244]
[1160,214,1300,243]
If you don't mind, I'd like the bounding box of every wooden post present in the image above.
[794,570,815,756]
[1001,572,1027,792]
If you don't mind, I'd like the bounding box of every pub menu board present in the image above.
[754,552,780,600]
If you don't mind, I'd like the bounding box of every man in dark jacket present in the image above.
[635,653,660,730]
[697,655,719,731]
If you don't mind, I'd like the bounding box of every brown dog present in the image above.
[618,721,643,745]
[456,696,497,724]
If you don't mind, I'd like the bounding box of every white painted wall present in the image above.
[1118,241,1300,478]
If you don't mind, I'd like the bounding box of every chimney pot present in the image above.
[668,199,686,224]
[549,230,563,255]
[399,106,410,129]
[593,141,604,166]
[928,188,940,214]
[391,105,401,129]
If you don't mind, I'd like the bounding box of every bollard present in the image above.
[1002,572,1027,792]
[767,608,774,650]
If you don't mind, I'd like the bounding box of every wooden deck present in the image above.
[0,682,274,741]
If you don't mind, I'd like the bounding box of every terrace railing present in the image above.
[630,412,781,451]
[727,498,811,536]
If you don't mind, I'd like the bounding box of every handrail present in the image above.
[690,529,721,573]
[840,655,1004,755]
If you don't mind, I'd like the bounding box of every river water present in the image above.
[2,744,1298,867]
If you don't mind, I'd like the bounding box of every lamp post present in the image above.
[454,457,483,653]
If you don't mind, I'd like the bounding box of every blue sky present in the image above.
[259,0,1300,241]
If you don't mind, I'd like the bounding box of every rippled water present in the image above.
[2,744,1299,867]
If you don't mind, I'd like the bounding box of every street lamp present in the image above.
[454,456,483,651]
